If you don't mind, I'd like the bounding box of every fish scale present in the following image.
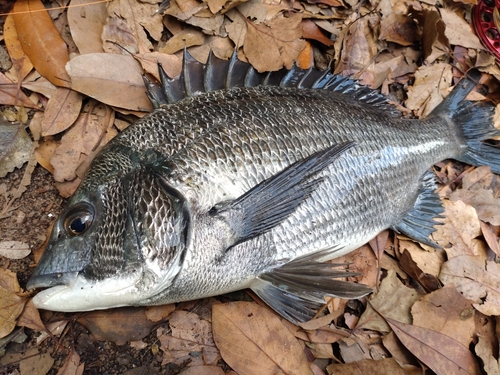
[28,54,500,322]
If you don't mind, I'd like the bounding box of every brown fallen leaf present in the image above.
[134,52,183,81]
[480,222,500,257]
[398,247,441,292]
[387,318,482,375]
[19,347,54,375]
[431,200,486,259]
[326,357,406,374]
[0,241,30,259]
[440,255,500,316]
[158,309,220,367]
[0,270,26,339]
[159,27,206,55]
[4,14,33,83]
[449,188,500,226]
[13,0,71,88]
[406,63,453,117]
[382,331,420,368]
[439,8,484,50]
[41,88,83,136]
[0,72,39,109]
[212,301,313,375]
[21,76,58,99]
[356,270,420,333]
[56,347,84,375]
[16,299,46,333]
[243,13,307,72]
[379,13,420,46]
[333,244,379,290]
[0,122,32,178]
[66,53,153,111]
[178,366,225,375]
[301,19,333,47]
[475,335,500,375]
[67,0,107,55]
[77,307,155,345]
[145,304,176,322]
[411,284,475,347]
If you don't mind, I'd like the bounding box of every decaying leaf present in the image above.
[0,270,26,339]
[0,240,30,259]
[0,72,39,109]
[56,347,84,375]
[431,200,486,259]
[158,309,220,367]
[67,0,107,55]
[475,335,500,375]
[41,88,83,137]
[440,255,500,316]
[18,347,55,375]
[326,357,406,374]
[356,270,420,332]
[388,318,481,375]
[0,122,32,178]
[243,13,306,72]
[411,285,475,347]
[66,53,153,111]
[4,14,33,82]
[16,299,46,333]
[379,13,420,46]
[439,8,484,50]
[13,0,71,87]
[77,307,156,345]
[212,301,312,375]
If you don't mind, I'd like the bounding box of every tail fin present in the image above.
[430,69,500,174]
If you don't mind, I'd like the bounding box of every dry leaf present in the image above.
[145,304,175,322]
[0,122,32,178]
[159,27,206,54]
[475,335,500,375]
[13,0,71,87]
[185,13,225,35]
[19,347,54,375]
[243,13,306,72]
[41,88,83,136]
[158,309,220,367]
[398,248,441,292]
[440,255,500,316]
[382,331,420,368]
[77,307,155,345]
[0,72,39,109]
[56,347,84,375]
[379,13,420,46]
[406,63,453,117]
[67,0,107,55]
[440,8,484,50]
[449,188,500,226]
[301,19,333,47]
[333,245,379,289]
[22,76,58,99]
[411,285,475,347]
[134,52,183,81]
[212,301,313,375]
[226,12,247,49]
[326,357,406,375]
[356,270,420,332]
[16,299,46,333]
[237,0,288,23]
[431,200,486,259]
[0,240,30,259]
[66,53,153,111]
[4,14,33,82]
[0,285,26,339]
[50,101,115,182]
[387,318,481,375]
[179,366,225,375]
[102,16,140,54]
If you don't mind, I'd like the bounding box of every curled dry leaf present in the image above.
[0,241,30,259]
[16,299,46,333]
[159,27,206,55]
[56,347,84,375]
[439,8,484,50]
[66,53,153,111]
[3,14,33,82]
[439,255,500,316]
[243,13,307,72]
[387,318,482,375]
[13,0,71,87]
[431,200,486,259]
[301,19,334,47]
[474,335,500,375]
[0,122,32,178]
[379,13,420,46]
[41,88,83,137]
[356,270,419,333]
[212,301,313,375]
[67,0,107,55]
[411,284,475,347]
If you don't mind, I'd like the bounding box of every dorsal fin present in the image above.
[143,49,401,117]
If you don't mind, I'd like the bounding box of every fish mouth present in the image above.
[27,272,79,290]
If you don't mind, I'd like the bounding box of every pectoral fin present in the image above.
[393,170,444,248]
[252,253,372,323]
[210,142,356,246]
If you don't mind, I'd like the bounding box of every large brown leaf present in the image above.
[13,0,71,88]
[212,301,313,375]
[41,88,83,136]
[387,318,481,375]
[67,0,107,55]
[66,53,153,111]
[4,14,33,82]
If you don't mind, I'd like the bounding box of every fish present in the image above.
[27,51,500,323]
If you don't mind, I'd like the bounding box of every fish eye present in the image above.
[63,203,94,236]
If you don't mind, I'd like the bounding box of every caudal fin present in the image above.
[430,69,500,174]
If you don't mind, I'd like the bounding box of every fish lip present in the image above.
[26,272,78,291]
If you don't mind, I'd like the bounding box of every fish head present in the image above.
[28,147,190,311]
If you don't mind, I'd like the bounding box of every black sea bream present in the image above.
[28,52,500,322]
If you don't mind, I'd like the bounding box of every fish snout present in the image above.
[27,271,78,291]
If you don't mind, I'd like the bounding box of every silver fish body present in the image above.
[28,56,500,322]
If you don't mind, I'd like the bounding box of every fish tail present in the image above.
[431,69,500,174]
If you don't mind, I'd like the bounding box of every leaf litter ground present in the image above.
[1,0,500,374]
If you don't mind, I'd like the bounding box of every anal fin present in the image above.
[393,170,444,248]
[252,254,372,323]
